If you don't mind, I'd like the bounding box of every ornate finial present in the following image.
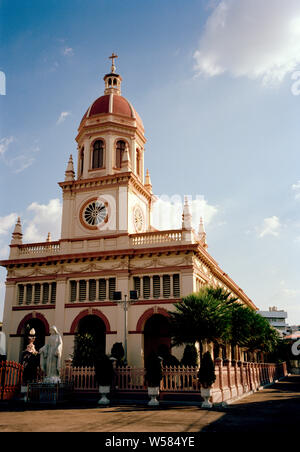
[46,232,51,243]
[109,52,118,73]
[11,216,23,245]
[198,217,207,248]
[145,169,152,192]
[65,154,75,181]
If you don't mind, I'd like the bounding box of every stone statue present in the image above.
[39,326,63,383]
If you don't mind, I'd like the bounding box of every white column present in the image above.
[2,282,16,360]
[54,278,67,335]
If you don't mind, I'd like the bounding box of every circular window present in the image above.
[80,198,108,230]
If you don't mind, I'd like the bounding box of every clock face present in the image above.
[133,206,144,232]
[80,199,108,229]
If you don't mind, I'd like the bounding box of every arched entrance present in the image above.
[73,314,106,366]
[143,314,171,364]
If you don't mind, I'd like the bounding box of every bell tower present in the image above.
[59,55,153,240]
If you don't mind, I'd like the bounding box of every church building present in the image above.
[1,55,257,367]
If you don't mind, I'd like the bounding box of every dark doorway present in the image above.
[143,314,171,364]
[73,315,106,366]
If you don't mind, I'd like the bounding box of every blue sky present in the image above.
[1,0,300,324]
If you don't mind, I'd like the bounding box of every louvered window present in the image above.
[108,278,116,300]
[116,140,125,168]
[92,140,104,169]
[34,283,41,304]
[99,279,107,300]
[70,281,77,302]
[79,280,87,301]
[18,285,24,305]
[143,276,150,299]
[173,274,180,298]
[163,275,171,298]
[26,284,32,305]
[89,279,96,301]
[50,282,56,304]
[153,275,160,298]
[42,283,49,304]
[134,277,141,297]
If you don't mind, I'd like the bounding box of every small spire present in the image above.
[65,154,75,181]
[11,217,23,245]
[46,232,52,243]
[198,217,207,248]
[182,196,192,230]
[145,169,152,192]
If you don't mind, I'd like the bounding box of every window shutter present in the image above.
[109,278,116,300]
[42,283,49,304]
[133,277,141,297]
[163,275,171,298]
[34,283,41,304]
[18,285,24,305]
[50,282,56,304]
[89,279,96,301]
[79,280,87,301]
[99,279,106,300]
[26,284,32,305]
[143,276,150,299]
[173,274,180,298]
[153,275,160,298]
[70,281,77,302]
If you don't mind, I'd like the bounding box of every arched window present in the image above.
[92,140,104,169]
[136,149,141,176]
[80,147,84,175]
[116,140,126,168]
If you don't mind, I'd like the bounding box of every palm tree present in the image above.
[168,286,236,360]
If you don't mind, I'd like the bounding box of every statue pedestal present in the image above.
[27,382,73,405]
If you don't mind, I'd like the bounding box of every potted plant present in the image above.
[198,351,216,408]
[145,352,163,406]
[94,353,114,406]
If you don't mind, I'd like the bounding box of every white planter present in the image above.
[201,387,212,408]
[148,387,160,406]
[98,385,110,406]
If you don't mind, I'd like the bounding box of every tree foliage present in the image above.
[169,286,280,360]
[198,351,216,388]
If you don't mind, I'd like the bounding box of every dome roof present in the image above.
[81,94,143,129]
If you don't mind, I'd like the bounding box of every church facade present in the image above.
[1,56,257,367]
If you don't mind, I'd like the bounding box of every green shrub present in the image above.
[198,351,216,388]
[180,344,198,367]
[145,352,162,387]
[94,354,114,386]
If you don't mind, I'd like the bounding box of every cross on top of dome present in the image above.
[109,52,118,73]
[103,52,122,95]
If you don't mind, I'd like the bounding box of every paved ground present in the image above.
[0,375,299,432]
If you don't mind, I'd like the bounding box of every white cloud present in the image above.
[9,155,36,173]
[62,47,74,56]
[0,213,18,235]
[56,111,71,125]
[0,136,14,155]
[194,0,300,85]
[152,194,218,231]
[292,180,300,200]
[23,198,62,243]
[258,216,281,238]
